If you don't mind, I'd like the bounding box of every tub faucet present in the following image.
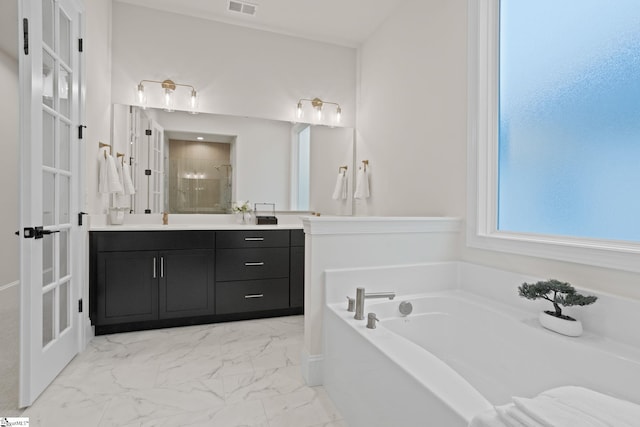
[354,287,396,320]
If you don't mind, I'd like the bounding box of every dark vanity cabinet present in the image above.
[90,228,304,334]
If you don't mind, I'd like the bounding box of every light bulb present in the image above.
[137,83,146,108]
[296,101,303,119]
[163,88,174,112]
[189,89,198,114]
[336,106,342,124]
[316,107,323,121]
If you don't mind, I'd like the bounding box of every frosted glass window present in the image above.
[498,0,640,242]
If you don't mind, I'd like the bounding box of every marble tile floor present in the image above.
[19,315,348,427]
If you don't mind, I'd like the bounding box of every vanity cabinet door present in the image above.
[96,251,159,325]
[158,249,215,319]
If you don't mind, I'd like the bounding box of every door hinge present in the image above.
[23,18,29,55]
[78,212,88,226]
[145,129,152,136]
[78,38,83,52]
[78,125,87,139]
[78,299,83,313]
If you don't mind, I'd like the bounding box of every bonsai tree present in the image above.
[518,279,597,321]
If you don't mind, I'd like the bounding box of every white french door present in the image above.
[18,0,84,407]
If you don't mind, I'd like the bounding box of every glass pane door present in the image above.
[19,0,82,407]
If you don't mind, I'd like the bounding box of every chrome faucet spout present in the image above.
[365,292,396,300]
[354,288,396,320]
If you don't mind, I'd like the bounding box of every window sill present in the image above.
[467,229,640,273]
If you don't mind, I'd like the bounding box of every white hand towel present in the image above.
[115,160,125,188]
[116,160,136,195]
[98,149,109,194]
[106,154,124,194]
[122,162,136,195]
[543,386,640,426]
[332,171,348,200]
[513,395,608,427]
[341,171,348,199]
[332,172,344,200]
[354,167,370,199]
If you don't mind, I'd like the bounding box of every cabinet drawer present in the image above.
[92,231,215,252]
[215,279,289,314]
[216,248,289,281]
[216,230,289,248]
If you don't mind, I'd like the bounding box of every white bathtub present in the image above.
[323,289,640,427]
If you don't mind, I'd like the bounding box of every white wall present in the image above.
[0,49,19,287]
[110,2,356,127]
[355,0,468,217]
[356,0,640,300]
[85,0,113,214]
[309,126,354,215]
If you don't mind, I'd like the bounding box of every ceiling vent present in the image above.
[228,0,257,17]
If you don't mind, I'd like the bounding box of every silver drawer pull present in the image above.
[245,262,265,266]
[245,294,264,299]
[244,237,264,241]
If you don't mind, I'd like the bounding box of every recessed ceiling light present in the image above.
[196,136,204,140]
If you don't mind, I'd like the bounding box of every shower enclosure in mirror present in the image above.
[168,138,232,213]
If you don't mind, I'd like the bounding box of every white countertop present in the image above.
[89,213,305,231]
[90,223,303,231]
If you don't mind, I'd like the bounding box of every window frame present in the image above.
[466,0,640,273]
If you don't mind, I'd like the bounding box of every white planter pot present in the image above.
[538,311,583,337]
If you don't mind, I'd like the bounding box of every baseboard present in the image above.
[300,348,324,386]
[0,280,19,292]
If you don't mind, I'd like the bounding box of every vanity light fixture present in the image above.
[136,79,198,114]
[296,97,342,124]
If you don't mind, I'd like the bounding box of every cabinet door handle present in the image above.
[160,256,164,278]
[244,237,264,241]
[245,262,265,266]
[153,257,157,279]
[244,294,264,299]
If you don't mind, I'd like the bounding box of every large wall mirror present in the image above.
[111,104,354,216]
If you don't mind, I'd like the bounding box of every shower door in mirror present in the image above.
[131,107,165,214]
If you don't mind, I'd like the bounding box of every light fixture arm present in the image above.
[138,79,196,93]
[297,97,341,110]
